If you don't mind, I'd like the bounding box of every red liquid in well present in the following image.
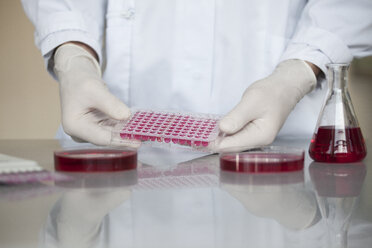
[54,149,137,172]
[309,126,367,163]
[220,153,304,173]
[119,111,219,147]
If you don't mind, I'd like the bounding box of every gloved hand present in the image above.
[54,43,137,146]
[217,59,317,152]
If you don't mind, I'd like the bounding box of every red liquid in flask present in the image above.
[220,153,304,173]
[54,149,137,172]
[309,126,366,163]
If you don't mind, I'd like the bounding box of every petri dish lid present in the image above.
[54,148,137,173]
[219,146,304,173]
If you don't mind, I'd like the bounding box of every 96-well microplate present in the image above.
[118,110,221,148]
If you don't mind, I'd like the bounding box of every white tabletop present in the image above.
[0,139,371,248]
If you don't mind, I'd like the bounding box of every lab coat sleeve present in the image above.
[280,0,372,74]
[21,0,107,78]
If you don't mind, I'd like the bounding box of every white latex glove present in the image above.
[54,43,137,146]
[217,60,317,152]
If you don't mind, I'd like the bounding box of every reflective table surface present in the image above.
[0,139,371,248]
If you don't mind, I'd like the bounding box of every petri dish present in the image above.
[219,146,304,173]
[54,148,137,172]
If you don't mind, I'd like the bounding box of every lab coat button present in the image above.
[122,8,135,20]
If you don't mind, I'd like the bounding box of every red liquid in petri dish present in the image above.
[220,153,304,173]
[54,149,137,172]
[309,126,367,163]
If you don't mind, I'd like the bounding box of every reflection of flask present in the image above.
[309,64,367,163]
[309,162,366,248]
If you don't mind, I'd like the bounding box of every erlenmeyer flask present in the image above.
[309,64,367,163]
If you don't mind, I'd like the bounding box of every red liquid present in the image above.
[309,126,367,163]
[220,153,304,173]
[119,110,218,148]
[54,149,137,172]
[309,163,366,197]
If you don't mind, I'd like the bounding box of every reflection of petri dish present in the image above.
[54,149,137,172]
[220,169,304,185]
[220,147,304,173]
[56,170,138,189]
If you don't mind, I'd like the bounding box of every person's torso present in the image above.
[100,0,325,137]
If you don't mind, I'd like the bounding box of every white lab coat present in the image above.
[21,0,372,140]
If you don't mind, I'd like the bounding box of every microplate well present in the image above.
[113,110,221,150]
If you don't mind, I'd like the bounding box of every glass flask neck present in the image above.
[326,63,349,90]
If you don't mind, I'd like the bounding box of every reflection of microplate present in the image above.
[117,110,221,148]
[136,174,218,190]
[0,170,71,184]
[135,161,219,190]
[0,181,66,201]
